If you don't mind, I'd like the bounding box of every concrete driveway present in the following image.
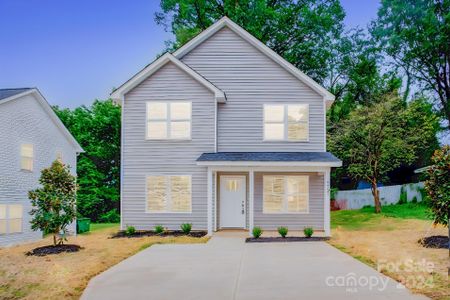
[82,236,426,300]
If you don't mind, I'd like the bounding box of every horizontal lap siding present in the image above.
[122,63,215,230]
[181,27,325,152]
[254,172,324,230]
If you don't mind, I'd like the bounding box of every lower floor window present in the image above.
[146,175,192,213]
[263,175,309,213]
[0,204,23,234]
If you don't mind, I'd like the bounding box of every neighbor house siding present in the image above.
[253,172,324,230]
[0,94,78,247]
[181,27,326,152]
[122,62,215,230]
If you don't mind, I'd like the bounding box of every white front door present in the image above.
[220,175,246,228]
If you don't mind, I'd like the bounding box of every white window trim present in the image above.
[263,104,309,142]
[20,143,34,172]
[145,101,192,140]
[0,204,23,235]
[145,175,192,214]
[262,175,309,214]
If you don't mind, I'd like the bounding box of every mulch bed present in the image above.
[26,244,82,256]
[110,230,207,239]
[418,235,449,249]
[246,236,330,243]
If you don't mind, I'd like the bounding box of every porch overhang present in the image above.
[196,152,342,168]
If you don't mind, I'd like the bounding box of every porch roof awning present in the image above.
[196,152,342,167]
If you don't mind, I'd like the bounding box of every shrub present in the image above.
[398,186,408,204]
[303,227,314,238]
[180,223,192,234]
[154,225,164,234]
[125,225,136,236]
[277,226,288,238]
[252,226,263,238]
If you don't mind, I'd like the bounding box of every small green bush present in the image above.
[180,223,192,234]
[303,227,314,238]
[252,226,263,238]
[397,187,408,204]
[277,226,288,238]
[154,225,164,234]
[125,225,136,236]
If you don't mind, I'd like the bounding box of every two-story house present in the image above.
[0,88,83,247]
[112,17,341,236]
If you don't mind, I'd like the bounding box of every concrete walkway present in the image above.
[82,236,427,300]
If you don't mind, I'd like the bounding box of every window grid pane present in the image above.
[170,176,191,212]
[147,176,167,212]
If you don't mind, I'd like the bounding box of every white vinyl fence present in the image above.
[334,182,425,210]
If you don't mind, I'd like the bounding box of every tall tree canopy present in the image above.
[371,0,450,129]
[54,100,121,222]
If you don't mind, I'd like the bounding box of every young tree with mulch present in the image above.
[29,160,77,246]
[424,146,450,249]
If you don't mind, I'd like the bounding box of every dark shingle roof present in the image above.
[197,152,341,162]
[0,88,33,101]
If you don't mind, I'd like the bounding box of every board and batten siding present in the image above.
[253,172,324,230]
[0,94,78,247]
[122,62,215,230]
[181,27,326,152]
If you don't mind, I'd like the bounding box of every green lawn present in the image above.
[88,223,119,232]
[331,202,431,230]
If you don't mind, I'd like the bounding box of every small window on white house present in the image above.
[56,150,63,162]
[146,175,191,213]
[264,104,309,141]
[20,144,34,171]
[146,102,191,139]
[0,204,23,234]
[263,176,309,213]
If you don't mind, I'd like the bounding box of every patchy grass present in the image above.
[0,225,208,299]
[331,202,432,230]
[89,223,119,232]
[330,203,448,300]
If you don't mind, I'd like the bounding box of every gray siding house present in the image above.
[112,17,341,236]
[0,88,83,247]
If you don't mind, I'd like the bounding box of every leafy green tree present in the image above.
[29,160,77,246]
[329,94,416,212]
[424,146,450,243]
[54,100,121,222]
[371,0,450,129]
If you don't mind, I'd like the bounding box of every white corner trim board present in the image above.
[173,16,335,107]
[0,89,84,153]
[111,53,226,103]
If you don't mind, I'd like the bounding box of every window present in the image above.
[146,175,191,212]
[146,102,191,139]
[20,144,34,171]
[226,179,239,192]
[0,204,23,234]
[56,150,63,162]
[264,104,309,141]
[263,176,309,213]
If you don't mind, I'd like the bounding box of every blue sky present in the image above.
[0,0,380,108]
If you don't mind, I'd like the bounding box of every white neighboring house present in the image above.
[0,88,83,247]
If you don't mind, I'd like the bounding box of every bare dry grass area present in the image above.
[0,225,209,299]
[330,217,449,300]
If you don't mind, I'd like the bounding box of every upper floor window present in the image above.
[264,104,309,141]
[20,144,34,171]
[0,204,23,234]
[146,102,191,140]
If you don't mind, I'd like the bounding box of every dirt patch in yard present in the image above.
[0,225,209,299]
[26,244,82,256]
[330,218,448,300]
[419,235,449,249]
[246,236,329,243]
[111,230,207,238]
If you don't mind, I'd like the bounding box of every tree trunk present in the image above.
[53,234,57,246]
[371,181,382,213]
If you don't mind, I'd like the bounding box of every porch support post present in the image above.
[207,167,213,236]
[249,169,254,236]
[324,168,331,237]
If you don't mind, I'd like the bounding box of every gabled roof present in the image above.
[111,53,226,103]
[0,88,84,153]
[196,152,342,167]
[173,16,335,107]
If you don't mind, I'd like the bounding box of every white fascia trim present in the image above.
[173,16,335,104]
[197,161,342,167]
[0,89,84,153]
[110,53,226,103]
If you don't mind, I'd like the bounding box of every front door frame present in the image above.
[218,173,247,230]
